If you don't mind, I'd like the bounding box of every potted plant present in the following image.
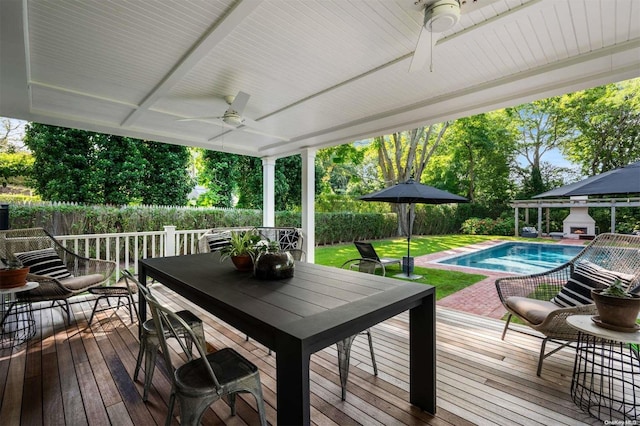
[0,257,30,289]
[591,280,640,331]
[220,231,261,272]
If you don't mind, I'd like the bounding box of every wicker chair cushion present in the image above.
[505,297,561,325]
[551,260,634,307]
[59,274,105,291]
[15,248,71,279]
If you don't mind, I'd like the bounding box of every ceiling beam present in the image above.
[0,0,30,118]
[120,0,262,127]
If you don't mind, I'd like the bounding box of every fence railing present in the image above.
[54,226,210,280]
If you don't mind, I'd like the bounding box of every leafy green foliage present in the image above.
[23,123,193,205]
[0,152,33,187]
[560,79,640,176]
[460,216,516,236]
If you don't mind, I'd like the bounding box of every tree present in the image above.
[140,142,193,205]
[0,118,26,153]
[373,123,450,236]
[197,150,239,207]
[560,78,640,175]
[426,111,516,211]
[507,98,570,198]
[24,123,193,205]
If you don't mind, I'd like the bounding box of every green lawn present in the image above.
[314,234,549,300]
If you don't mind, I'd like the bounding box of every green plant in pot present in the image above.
[220,231,261,272]
[0,257,30,289]
[591,280,640,331]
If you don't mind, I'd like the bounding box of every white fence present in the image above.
[55,226,210,280]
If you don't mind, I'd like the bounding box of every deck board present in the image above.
[0,286,600,426]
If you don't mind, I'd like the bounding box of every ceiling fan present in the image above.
[408,0,498,73]
[177,91,289,141]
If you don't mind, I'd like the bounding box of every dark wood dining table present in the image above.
[138,253,436,425]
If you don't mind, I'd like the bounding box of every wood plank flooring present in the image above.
[0,286,600,425]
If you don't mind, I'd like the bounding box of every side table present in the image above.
[567,315,640,422]
[0,282,39,348]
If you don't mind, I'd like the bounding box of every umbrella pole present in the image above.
[406,203,411,277]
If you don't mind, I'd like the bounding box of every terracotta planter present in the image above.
[230,255,253,272]
[0,267,30,289]
[591,289,640,330]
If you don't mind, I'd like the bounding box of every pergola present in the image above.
[2,0,639,260]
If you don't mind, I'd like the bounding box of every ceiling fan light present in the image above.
[223,112,244,126]
[424,0,460,32]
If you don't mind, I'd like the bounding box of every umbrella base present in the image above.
[393,272,423,280]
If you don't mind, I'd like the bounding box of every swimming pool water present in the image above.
[437,242,583,275]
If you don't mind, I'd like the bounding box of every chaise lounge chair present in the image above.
[354,241,401,269]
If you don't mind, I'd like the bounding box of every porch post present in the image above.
[537,206,542,236]
[514,206,519,236]
[164,225,176,256]
[611,203,616,233]
[301,149,316,263]
[262,157,276,227]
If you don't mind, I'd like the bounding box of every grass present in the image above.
[314,234,513,300]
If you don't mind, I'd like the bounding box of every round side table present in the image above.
[0,281,39,348]
[567,315,640,422]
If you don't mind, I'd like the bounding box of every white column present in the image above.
[262,157,276,227]
[611,204,616,233]
[537,206,542,236]
[164,225,176,256]
[301,149,316,263]
[514,207,519,236]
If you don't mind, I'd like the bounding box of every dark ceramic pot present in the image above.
[231,255,254,272]
[253,251,294,280]
[591,289,640,329]
[0,267,30,289]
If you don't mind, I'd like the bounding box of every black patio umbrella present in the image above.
[533,161,640,198]
[360,178,468,278]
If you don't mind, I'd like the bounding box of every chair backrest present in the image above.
[122,270,222,390]
[354,242,381,261]
[287,248,306,262]
[341,258,385,276]
[198,226,304,253]
[570,233,640,289]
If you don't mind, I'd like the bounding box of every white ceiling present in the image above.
[1,0,639,159]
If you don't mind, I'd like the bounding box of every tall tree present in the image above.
[140,142,192,205]
[507,97,569,198]
[197,151,239,207]
[426,111,516,209]
[374,123,450,236]
[560,78,640,175]
[0,118,26,153]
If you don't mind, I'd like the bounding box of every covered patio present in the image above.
[0,286,597,425]
[2,0,639,261]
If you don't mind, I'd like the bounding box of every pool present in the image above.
[437,242,584,275]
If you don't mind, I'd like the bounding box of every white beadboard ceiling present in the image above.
[1,0,639,158]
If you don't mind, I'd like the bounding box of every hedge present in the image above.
[2,202,464,245]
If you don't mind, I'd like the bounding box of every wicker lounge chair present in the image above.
[140,276,267,426]
[0,227,116,324]
[337,258,382,400]
[496,233,640,376]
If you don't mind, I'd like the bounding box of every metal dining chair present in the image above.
[141,278,268,426]
[121,270,206,402]
[337,258,383,400]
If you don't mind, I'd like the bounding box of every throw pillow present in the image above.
[278,229,300,251]
[551,260,634,307]
[15,248,72,280]
[205,232,231,252]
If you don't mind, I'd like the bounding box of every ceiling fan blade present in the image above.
[228,91,250,115]
[177,116,220,122]
[409,27,437,73]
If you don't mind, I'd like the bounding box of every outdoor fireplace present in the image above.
[563,197,596,238]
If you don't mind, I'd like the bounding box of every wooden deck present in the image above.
[0,286,599,425]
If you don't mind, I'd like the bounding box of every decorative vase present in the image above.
[591,289,640,330]
[230,255,253,272]
[253,250,294,280]
[0,267,30,289]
